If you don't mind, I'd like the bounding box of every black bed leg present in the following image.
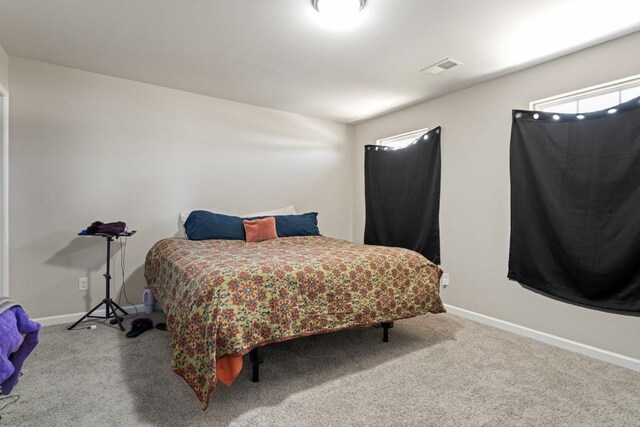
[382,322,394,343]
[250,347,263,382]
[252,360,259,383]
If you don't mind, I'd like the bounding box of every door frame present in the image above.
[0,82,8,297]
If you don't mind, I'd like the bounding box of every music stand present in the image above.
[67,231,136,331]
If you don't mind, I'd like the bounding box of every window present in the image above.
[530,74,640,114]
[376,127,429,150]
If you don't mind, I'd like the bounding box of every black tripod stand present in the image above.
[67,231,136,331]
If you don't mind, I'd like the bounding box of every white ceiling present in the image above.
[1,0,639,123]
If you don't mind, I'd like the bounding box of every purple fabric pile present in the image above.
[86,221,127,235]
[0,299,40,395]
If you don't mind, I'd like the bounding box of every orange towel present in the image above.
[216,354,243,385]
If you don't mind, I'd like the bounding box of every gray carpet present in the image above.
[3,312,640,426]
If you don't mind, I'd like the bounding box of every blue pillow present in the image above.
[271,212,320,237]
[184,210,245,240]
[184,210,321,240]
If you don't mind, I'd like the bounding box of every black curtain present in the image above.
[364,127,441,264]
[509,97,640,315]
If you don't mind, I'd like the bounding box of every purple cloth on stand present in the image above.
[86,221,126,235]
[97,221,126,235]
[0,307,40,395]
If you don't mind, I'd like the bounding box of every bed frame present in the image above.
[248,321,394,382]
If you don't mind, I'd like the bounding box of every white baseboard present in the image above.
[445,304,640,373]
[32,301,640,372]
[32,303,150,327]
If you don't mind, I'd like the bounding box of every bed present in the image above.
[145,235,445,408]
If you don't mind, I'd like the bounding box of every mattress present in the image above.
[145,236,445,408]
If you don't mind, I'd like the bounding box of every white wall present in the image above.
[353,32,640,359]
[0,93,7,296]
[9,57,353,318]
[0,93,4,297]
[0,42,7,298]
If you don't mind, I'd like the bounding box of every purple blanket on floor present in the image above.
[0,306,40,395]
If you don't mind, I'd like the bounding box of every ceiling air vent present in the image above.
[421,58,463,75]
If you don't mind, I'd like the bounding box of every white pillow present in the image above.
[178,205,297,238]
[242,205,298,218]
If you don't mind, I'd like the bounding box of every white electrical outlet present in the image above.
[441,273,450,288]
[78,277,89,291]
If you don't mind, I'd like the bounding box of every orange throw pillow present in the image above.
[243,217,278,243]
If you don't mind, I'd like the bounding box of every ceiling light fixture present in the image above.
[311,0,367,28]
[421,58,463,75]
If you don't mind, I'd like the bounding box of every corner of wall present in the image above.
[0,42,9,91]
[345,123,357,242]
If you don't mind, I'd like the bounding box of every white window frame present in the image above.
[530,74,640,113]
[376,127,429,150]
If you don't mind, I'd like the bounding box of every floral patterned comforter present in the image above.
[145,236,445,408]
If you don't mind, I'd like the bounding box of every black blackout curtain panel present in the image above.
[364,127,441,264]
[509,97,640,315]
